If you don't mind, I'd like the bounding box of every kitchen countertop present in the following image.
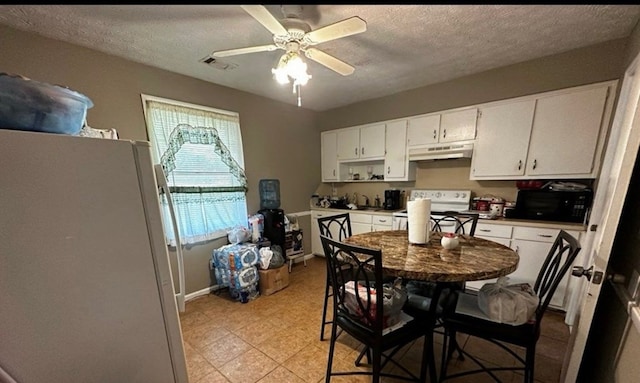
[311,207,404,216]
[311,207,587,231]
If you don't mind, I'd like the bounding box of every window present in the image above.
[142,95,248,246]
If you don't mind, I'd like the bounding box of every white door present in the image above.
[471,99,535,178]
[562,52,640,382]
[407,114,440,146]
[527,84,609,176]
[385,120,408,180]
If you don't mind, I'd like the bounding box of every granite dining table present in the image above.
[343,230,519,283]
[343,229,520,383]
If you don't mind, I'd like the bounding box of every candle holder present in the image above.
[440,233,460,250]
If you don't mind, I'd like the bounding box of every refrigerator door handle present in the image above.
[154,164,186,313]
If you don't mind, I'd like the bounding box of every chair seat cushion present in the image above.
[444,292,539,347]
[336,310,427,351]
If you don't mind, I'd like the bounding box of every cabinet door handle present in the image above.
[479,229,491,232]
[387,166,391,174]
[538,234,553,238]
[433,129,437,139]
[355,147,358,156]
[333,169,335,176]
[443,129,446,138]
[532,159,537,170]
[362,147,365,155]
[515,246,519,253]
[378,219,387,223]
[518,160,522,170]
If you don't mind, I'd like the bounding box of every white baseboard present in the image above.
[185,285,222,302]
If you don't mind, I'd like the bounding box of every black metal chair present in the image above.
[317,213,352,341]
[439,229,581,383]
[429,210,479,236]
[403,211,480,319]
[320,234,434,383]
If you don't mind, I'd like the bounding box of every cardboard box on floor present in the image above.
[258,264,289,296]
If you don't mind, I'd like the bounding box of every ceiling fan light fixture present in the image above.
[272,51,312,87]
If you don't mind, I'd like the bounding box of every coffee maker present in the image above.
[384,189,401,210]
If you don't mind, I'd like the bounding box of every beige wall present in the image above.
[316,38,628,203]
[1,24,634,294]
[0,25,318,294]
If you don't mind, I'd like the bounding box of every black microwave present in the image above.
[513,189,593,223]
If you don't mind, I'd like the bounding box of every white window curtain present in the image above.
[145,98,248,246]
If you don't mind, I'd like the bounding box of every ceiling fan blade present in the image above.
[305,16,367,44]
[212,44,278,57]
[240,5,288,35]
[304,48,354,76]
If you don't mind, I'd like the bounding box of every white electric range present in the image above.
[392,189,472,231]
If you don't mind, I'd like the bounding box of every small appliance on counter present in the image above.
[513,184,593,223]
[468,194,506,219]
[384,189,401,210]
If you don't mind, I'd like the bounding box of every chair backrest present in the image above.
[533,230,581,321]
[430,211,479,236]
[317,213,352,240]
[320,234,385,334]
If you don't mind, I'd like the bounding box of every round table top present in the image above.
[343,230,519,283]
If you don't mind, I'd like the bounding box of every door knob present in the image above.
[572,266,604,284]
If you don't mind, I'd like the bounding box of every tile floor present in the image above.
[179,256,569,383]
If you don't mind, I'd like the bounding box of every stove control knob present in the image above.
[461,193,467,198]
[436,192,442,198]
[454,193,460,198]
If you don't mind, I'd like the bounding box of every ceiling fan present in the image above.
[211,5,367,77]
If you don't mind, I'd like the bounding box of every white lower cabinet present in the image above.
[466,223,513,291]
[466,223,582,311]
[372,215,393,231]
[510,227,580,310]
[350,212,373,235]
[311,211,394,255]
[311,210,343,256]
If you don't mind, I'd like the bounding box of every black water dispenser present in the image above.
[258,179,285,251]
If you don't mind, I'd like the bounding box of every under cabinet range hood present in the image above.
[408,141,474,161]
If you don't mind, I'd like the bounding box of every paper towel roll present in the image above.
[407,198,431,244]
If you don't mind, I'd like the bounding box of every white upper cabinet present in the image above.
[440,108,478,142]
[321,131,338,182]
[470,81,615,180]
[407,108,476,147]
[526,85,609,177]
[384,120,415,181]
[337,123,385,161]
[360,124,386,159]
[471,100,536,177]
[336,128,360,160]
[407,114,440,146]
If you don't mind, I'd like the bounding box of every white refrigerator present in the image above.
[0,129,188,383]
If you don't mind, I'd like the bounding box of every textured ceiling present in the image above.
[1,5,640,111]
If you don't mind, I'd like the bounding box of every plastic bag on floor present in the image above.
[478,277,539,325]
